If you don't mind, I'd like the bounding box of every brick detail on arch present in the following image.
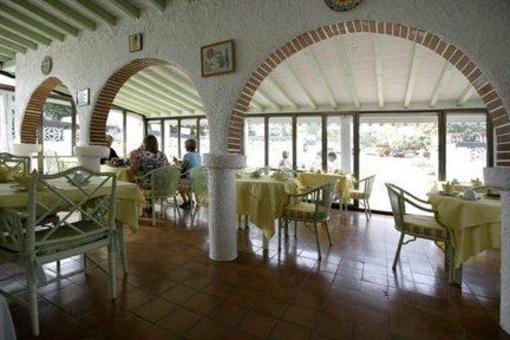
[89,58,170,145]
[20,77,63,144]
[228,20,510,166]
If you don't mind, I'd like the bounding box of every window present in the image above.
[199,119,210,155]
[446,113,487,182]
[296,116,322,171]
[42,99,74,156]
[126,112,144,155]
[164,120,179,159]
[327,115,353,173]
[180,119,197,156]
[359,114,439,212]
[268,117,293,169]
[244,117,265,168]
[147,120,162,150]
[106,109,124,157]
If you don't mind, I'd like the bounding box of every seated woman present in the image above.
[175,139,202,209]
[100,135,119,165]
[128,135,168,189]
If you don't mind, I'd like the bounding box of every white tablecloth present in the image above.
[0,296,16,340]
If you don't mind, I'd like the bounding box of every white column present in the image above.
[74,145,109,173]
[484,167,510,334]
[340,117,352,173]
[204,153,246,261]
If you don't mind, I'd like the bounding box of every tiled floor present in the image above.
[2,209,507,339]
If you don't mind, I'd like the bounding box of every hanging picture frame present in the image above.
[76,88,90,106]
[201,39,235,77]
[129,33,143,52]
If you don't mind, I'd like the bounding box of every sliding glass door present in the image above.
[359,114,439,211]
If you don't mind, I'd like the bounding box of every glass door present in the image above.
[359,113,439,211]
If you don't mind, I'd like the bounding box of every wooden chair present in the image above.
[138,166,181,226]
[385,183,459,283]
[189,167,208,226]
[0,167,119,336]
[278,180,336,260]
[348,175,376,221]
[0,152,31,180]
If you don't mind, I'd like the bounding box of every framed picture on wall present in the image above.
[129,33,143,52]
[76,88,90,106]
[201,39,235,77]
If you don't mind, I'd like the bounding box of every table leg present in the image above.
[263,235,269,250]
[116,221,129,277]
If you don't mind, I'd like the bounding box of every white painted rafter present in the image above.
[404,43,425,108]
[121,82,189,114]
[277,63,314,109]
[372,36,384,109]
[141,69,203,107]
[254,87,280,111]
[334,38,361,109]
[265,75,299,109]
[429,60,455,107]
[249,98,263,111]
[457,83,475,107]
[304,48,337,108]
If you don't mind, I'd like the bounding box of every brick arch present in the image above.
[89,58,171,145]
[229,20,510,166]
[21,77,63,144]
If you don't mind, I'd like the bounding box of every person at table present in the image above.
[175,138,202,209]
[100,135,119,164]
[279,150,291,169]
[128,135,168,188]
[327,152,338,173]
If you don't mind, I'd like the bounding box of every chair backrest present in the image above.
[299,180,336,220]
[147,165,181,198]
[0,153,31,178]
[189,167,208,206]
[361,175,376,197]
[385,183,406,231]
[43,154,61,175]
[26,167,117,252]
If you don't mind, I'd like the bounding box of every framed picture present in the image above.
[129,33,143,52]
[76,88,90,106]
[201,39,235,77]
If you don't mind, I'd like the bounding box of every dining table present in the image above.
[428,193,501,269]
[236,175,300,248]
[297,172,353,202]
[100,164,133,182]
[0,178,146,275]
[0,296,16,340]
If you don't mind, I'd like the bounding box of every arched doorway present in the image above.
[228,20,509,166]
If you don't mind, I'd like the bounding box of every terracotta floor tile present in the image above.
[206,301,249,327]
[157,306,202,334]
[179,292,221,315]
[161,283,198,304]
[281,304,318,329]
[133,297,176,323]
[270,320,311,340]
[237,311,277,338]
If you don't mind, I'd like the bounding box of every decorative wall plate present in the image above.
[41,56,52,75]
[324,0,362,12]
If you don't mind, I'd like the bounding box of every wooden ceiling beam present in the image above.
[254,87,281,111]
[74,0,118,26]
[372,36,384,109]
[334,38,361,109]
[150,66,200,97]
[0,47,16,59]
[403,43,425,108]
[119,85,187,114]
[121,81,193,114]
[249,98,264,111]
[305,48,338,109]
[43,0,97,31]
[115,92,169,115]
[0,4,66,41]
[0,14,52,46]
[107,0,141,19]
[429,60,455,107]
[10,0,81,36]
[114,97,164,117]
[141,69,203,106]
[0,37,27,53]
[0,27,38,50]
[278,62,314,109]
[457,84,475,107]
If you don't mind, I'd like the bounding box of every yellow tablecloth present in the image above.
[100,165,133,182]
[0,179,145,232]
[236,176,299,239]
[428,194,501,268]
[297,172,353,201]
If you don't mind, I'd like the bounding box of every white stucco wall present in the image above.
[14,0,510,153]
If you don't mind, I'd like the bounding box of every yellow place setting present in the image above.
[236,175,300,240]
[428,193,501,268]
[100,164,134,182]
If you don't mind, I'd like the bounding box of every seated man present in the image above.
[100,135,119,165]
[176,139,202,209]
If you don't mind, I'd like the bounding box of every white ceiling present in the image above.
[249,33,483,113]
